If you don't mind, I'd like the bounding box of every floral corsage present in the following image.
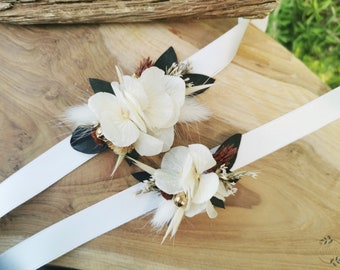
[130,134,257,242]
[66,47,215,173]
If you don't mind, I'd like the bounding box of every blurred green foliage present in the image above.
[267,0,340,88]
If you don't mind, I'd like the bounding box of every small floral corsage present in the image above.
[130,134,257,242]
[66,47,215,173]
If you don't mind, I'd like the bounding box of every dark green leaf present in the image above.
[210,196,225,208]
[132,171,151,182]
[89,78,114,94]
[70,126,108,154]
[210,134,242,173]
[154,47,178,72]
[183,73,215,96]
[126,149,140,165]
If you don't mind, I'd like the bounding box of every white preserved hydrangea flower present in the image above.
[88,66,185,156]
[151,144,220,242]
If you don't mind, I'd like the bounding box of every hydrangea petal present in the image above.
[140,67,165,95]
[188,144,216,174]
[110,81,120,95]
[162,75,186,126]
[149,127,174,152]
[214,181,229,201]
[181,154,196,196]
[111,81,131,109]
[122,91,147,132]
[134,132,163,156]
[100,111,139,147]
[140,67,183,129]
[184,202,206,217]
[89,91,129,127]
[88,92,119,115]
[154,169,183,195]
[192,172,219,204]
[111,81,147,132]
[122,75,148,109]
[206,201,218,218]
[161,146,196,194]
[161,146,189,173]
[143,91,176,129]
[163,75,185,107]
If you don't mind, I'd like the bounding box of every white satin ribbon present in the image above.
[1,87,339,270]
[0,18,249,219]
[187,18,249,76]
[232,86,340,170]
[0,183,160,270]
[0,137,95,218]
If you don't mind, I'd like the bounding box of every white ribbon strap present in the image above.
[0,137,95,218]
[0,19,249,219]
[0,183,160,270]
[187,18,249,76]
[1,87,339,270]
[233,86,340,170]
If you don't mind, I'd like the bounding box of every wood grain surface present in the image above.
[0,0,278,25]
[0,19,339,270]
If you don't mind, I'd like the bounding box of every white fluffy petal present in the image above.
[154,169,183,195]
[65,105,97,126]
[192,172,219,204]
[134,132,163,156]
[179,97,211,123]
[188,144,216,174]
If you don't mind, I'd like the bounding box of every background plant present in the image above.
[267,0,340,88]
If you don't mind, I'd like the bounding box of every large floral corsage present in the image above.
[130,134,257,242]
[66,47,215,173]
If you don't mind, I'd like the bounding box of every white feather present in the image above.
[151,199,178,230]
[162,207,185,243]
[64,105,97,126]
[178,97,211,123]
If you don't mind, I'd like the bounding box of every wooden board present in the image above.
[0,0,278,25]
[0,19,339,269]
